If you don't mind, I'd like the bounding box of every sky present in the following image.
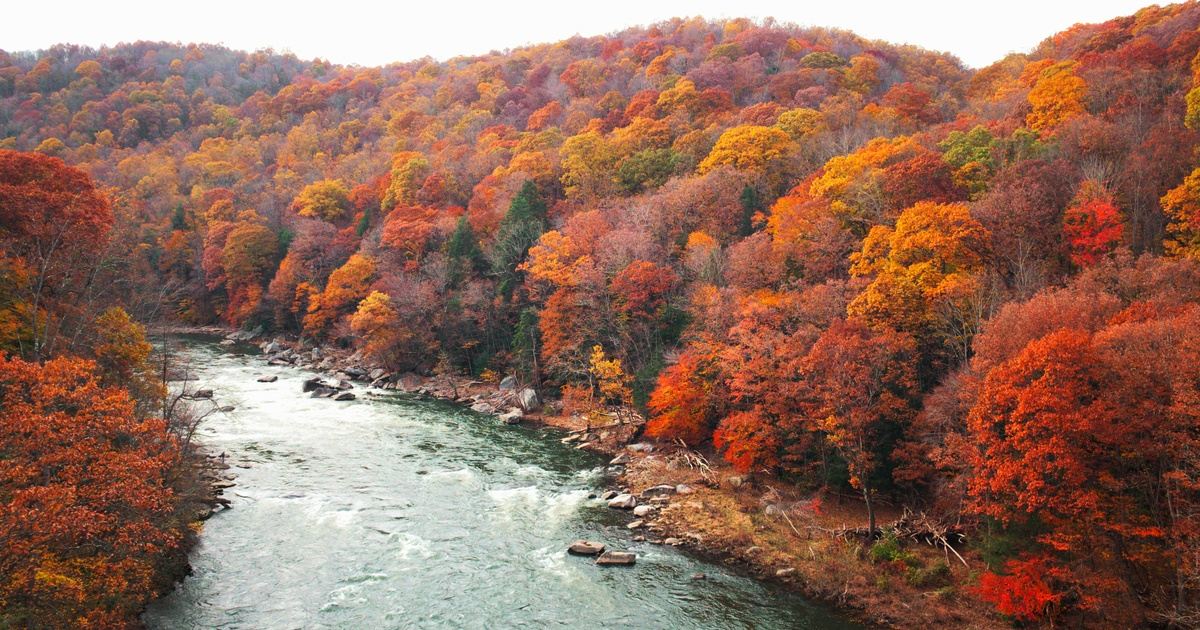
[6,0,1159,68]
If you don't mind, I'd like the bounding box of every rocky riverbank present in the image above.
[198,328,1001,629]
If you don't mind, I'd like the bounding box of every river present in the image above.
[142,337,856,629]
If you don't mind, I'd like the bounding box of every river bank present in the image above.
[180,327,1002,629]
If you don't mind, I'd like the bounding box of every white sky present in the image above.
[7,0,1157,68]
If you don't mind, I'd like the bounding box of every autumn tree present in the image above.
[0,356,181,628]
[804,319,918,534]
[292,179,350,222]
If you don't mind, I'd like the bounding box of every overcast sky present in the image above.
[6,0,1157,68]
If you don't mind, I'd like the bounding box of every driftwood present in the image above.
[799,508,969,567]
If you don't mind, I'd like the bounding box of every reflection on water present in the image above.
[143,338,856,629]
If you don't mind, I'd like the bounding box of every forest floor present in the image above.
[179,328,1005,629]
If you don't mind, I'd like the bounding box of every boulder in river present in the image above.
[607,493,637,509]
[626,520,644,529]
[471,402,496,414]
[192,389,214,399]
[369,368,387,381]
[257,375,278,383]
[302,377,325,393]
[334,391,357,401]
[600,490,618,501]
[337,379,354,390]
[310,386,337,398]
[595,551,636,566]
[567,540,606,556]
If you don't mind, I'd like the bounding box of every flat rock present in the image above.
[775,567,797,578]
[663,537,682,546]
[632,505,655,517]
[595,551,636,566]
[567,540,606,556]
[626,519,644,529]
[471,402,496,414]
[192,389,214,399]
[499,408,523,425]
[607,493,637,509]
[641,484,676,498]
[302,377,325,393]
[256,375,278,383]
[334,391,356,401]
[675,484,695,494]
[600,490,618,501]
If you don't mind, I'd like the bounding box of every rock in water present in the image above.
[470,402,496,414]
[595,551,636,566]
[302,377,324,393]
[334,391,356,401]
[600,490,618,501]
[192,389,213,399]
[567,540,606,556]
[607,493,637,509]
[257,375,278,383]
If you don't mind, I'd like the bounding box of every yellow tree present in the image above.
[1162,167,1200,258]
[1026,61,1087,133]
[698,125,793,176]
[292,179,350,222]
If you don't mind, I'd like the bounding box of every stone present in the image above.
[263,341,282,354]
[609,453,630,465]
[310,387,337,398]
[726,475,747,489]
[302,377,325,393]
[626,520,644,529]
[632,535,646,542]
[675,483,695,494]
[607,493,637,509]
[334,391,356,401]
[219,339,236,346]
[595,551,636,566]
[336,379,354,390]
[499,408,523,425]
[641,484,676,498]
[775,568,797,578]
[256,375,278,383]
[471,402,496,414]
[498,375,517,391]
[517,387,540,411]
[663,537,682,546]
[626,442,654,453]
[192,389,214,399]
[567,540,606,556]
[369,368,387,381]
[218,406,235,412]
[561,434,582,444]
[764,504,783,516]
[310,347,322,360]
[344,367,367,380]
[691,573,707,581]
[632,505,655,518]
[600,490,618,501]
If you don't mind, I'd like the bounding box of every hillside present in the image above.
[4,3,1200,626]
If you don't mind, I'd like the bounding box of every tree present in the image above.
[488,181,547,297]
[349,290,402,366]
[804,319,918,535]
[0,150,113,359]
[292,179,350,222]
[646,348,722,446]
[92,306,164,413]
[1063,180,1123,267]
[1026,61,1087,133]
[1163,167,1200,258]
[303,253,376,338]
[0,356,180,627]
[697,125,793,179]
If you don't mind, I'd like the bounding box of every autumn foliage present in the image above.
[5,4,1200,624]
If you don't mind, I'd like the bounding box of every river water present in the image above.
[143,338,855,629]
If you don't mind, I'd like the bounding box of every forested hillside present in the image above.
[5,3,1200,625]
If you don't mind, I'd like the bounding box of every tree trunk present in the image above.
[863,484,876,538]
